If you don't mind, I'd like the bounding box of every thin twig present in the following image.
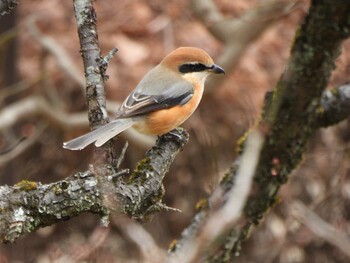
[191,0,303,92]
[116,141,128,169]
[114,217,166,263]
[0,124,47,167]
[98,48,118,81]
[27,16,85,89]
[291,201,350,259]
[0,96,87,131]
[0,96,154,148]
[26,14,154,148]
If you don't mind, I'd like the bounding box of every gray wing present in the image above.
[116,65,194,118]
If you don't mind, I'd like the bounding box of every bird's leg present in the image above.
[158,128,189,150]
[166,129,184,141]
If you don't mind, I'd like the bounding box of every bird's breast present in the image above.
[133,83,204,135]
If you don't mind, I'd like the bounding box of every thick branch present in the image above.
[0,129,188,243]
[264,82,350,130]
[225,0,350,259]
[0,0,18,16]
[0,170,104,243]
[169,0,350,261]
[317,83,350,127]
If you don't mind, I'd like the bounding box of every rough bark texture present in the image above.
[0,0,18,16]
[318,83,350,127]
[0,0,191,245]
[72,0,120,168]
[220,0,350,260]
[0,129,189,243]
[169,0,350,262]
[73,0,108,130]
[2,0,350,260]
[0,171,104,243]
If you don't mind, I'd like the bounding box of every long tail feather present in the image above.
[63,119,134,150]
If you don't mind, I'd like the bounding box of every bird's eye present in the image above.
[179,63,209,74]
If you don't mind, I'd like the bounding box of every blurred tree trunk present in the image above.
[0,11,17,94]
[0,11,18,186]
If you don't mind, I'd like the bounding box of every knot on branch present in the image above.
[97,48,118,81]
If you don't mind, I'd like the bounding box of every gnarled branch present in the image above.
[169,1,350,261]
[0,129,188,243]
[0,0,18,16]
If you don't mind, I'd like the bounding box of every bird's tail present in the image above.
[63,118,134,150]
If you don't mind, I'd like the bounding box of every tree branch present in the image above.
[0,128,188,243]
[290,201,350,259]
[0,124,47,167]
[0,96,154,149]
[25,17,154,148]
[168,130,264,263]
[27,15,86,89]
[0,0,18,16]
[169,0,350,261]
[73,0,109,130]
[317,83,350,127]
[191,0,302,92]
[0,96,87,131]
[0,0,187,245]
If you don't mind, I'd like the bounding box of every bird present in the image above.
[63,47,225,150]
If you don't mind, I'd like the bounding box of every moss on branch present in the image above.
[169,1,350,261]
[0,129,189,243]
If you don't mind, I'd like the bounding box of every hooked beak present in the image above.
[209,64,225,74]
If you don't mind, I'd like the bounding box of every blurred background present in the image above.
[0,0,350,262]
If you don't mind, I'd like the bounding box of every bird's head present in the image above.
[160,47,225,84]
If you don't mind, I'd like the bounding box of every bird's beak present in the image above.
[209,64,225,74]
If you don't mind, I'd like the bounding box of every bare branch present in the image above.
[114,218,166,263]
[263,82,350,129]
[0,128,189,243]
[0,96,154,148]
[168,130,264,263]
[169,1,350,261]
[0,124,47,167]
[27,16,85,88]
[0,96,87,131]
[0,0,18,16]
[0,170,104,243]
[317,83,350,127]
[98,47,118,81]
[191,0,302,92]
[25,19,154,148]
[291,201,350,259]
[73,0,108,130]
[71,227,110,261]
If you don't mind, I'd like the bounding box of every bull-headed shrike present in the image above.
[63,47,224,150]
